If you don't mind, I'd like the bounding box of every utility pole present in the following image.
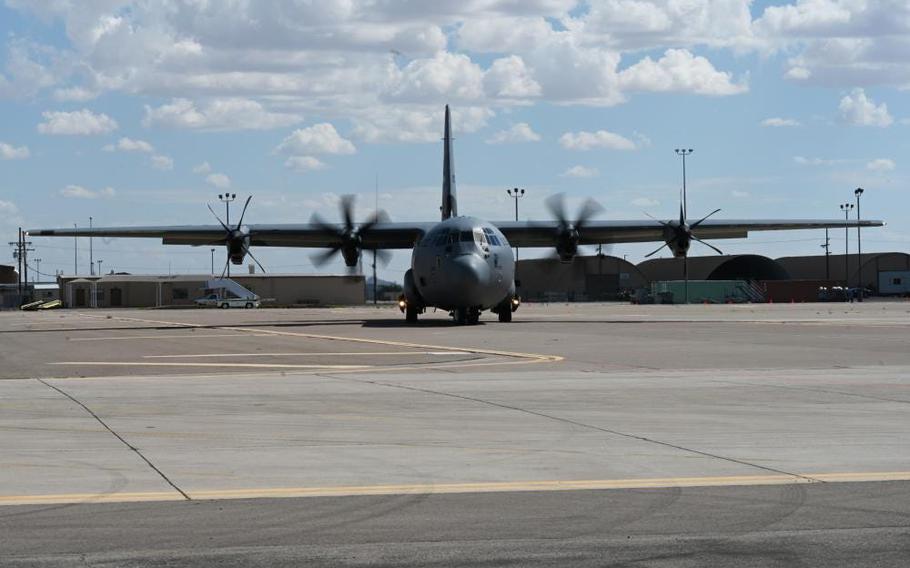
[855,187,864,300]
[35,258,41,282]
[373,174,379,305]
[506,188,525,261]
[840,202,854,288]
[89,216,93,275]
[10,228,22,299]
[97,259,103,275]
[821,228,831,280]
[211,248,215,276]
[676,148,694,304]
[218,193,236,277]
[73,223,78,275]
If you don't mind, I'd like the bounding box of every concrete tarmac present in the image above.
[1,302,909,566]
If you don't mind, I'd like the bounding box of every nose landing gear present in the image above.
[453,307,481,325]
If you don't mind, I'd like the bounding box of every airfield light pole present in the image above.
[840,203,854,288]
[97,259,103,276]
[73,223,77,275]
[218,193,236,277]
[507,188,525,261]
[89,216,93,275]
[35,258,41,282]
[675,148,694,304]
[855,187,864,300]
[210,248,215,276]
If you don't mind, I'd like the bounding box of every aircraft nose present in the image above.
[447,254,490,302]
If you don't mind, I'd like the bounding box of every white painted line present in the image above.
[70,334,263,342]
[142,351,468,359]
[49,362,371,370]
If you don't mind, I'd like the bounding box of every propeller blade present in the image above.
[220,255,230,279]
[691,208,721,229]
[339,194,355,232]
[575,198,604,229]
[373,249,392,267]
[545,193,568,228]
[207,204,231,233]
[309,212,342,239]
[246,249,267,273]
[358,209,390,235]
[645,242,669,258]
[693,235,724,255]
[310,245,342,267]
[679,201,685,226]
[644,211,671,227]
[235,195,253,228]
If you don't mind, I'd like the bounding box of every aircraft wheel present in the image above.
[405,305,419,322]
[467,308,481,325]
[454,308,468,325]
[498,307,512,322]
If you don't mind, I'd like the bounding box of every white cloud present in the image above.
[150,154,174,170]
[731,190,750,198]
[631,197,660,208]
[618,49,748,96]
[38,109,118,135]
[105,137,154,153]
[205,173,231,189]
[762,117,800,127]
[53,86,98,102]
[59,185,115,199]
[192,161,212,174]
[276,123,356,156]
[560,165,599,178]
[838,88,893,127]
[483,55,541,98]
[794,156,841,166]
[486,123,541,144]
[0,142,29,160]
[284,156,327,173]
[143,98,302,131]
[0,200,18,215]
[352,105,493,143]
[559,129,637,151]
[866,158,895,173]
[389,52,486,102]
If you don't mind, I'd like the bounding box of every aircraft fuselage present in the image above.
[408,216,515,312]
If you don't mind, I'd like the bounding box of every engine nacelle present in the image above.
[662,224,692,258]
[227,231,251,265]
[555,227,580,262]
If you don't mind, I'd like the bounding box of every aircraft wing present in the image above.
[28,222,433,249]
[493,219,884,247]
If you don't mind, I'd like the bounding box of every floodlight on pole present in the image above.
[506,187,526,261]
[840,202,854,287]
[854,187,864,300]
[675,148,694,304]
[218,193,237,277]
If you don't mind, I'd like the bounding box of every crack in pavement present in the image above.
[36,378,190,501]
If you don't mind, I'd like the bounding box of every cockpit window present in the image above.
[460,231,474,242]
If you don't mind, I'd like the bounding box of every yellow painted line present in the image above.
[70,334,262,342]
[49,362,371,370]
[76,313,564,367]
[224,326,564,364]
[142,351,468,359]
[4,471,910,506]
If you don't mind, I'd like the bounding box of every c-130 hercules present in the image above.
[31,106,882,325]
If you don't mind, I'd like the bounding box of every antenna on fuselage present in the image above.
[441,104,457,220]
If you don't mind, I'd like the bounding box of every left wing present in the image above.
[28,222,433,249]
[494,218,884,247]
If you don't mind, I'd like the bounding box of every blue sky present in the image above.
[0,1,907,281]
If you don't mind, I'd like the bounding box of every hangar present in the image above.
[516,255,647,301]
[637,254,790,283]
[57,273,365,308]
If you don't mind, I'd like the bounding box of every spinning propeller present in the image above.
[544,193,604,262]
[309,195,392,272]
[207,195,266,278]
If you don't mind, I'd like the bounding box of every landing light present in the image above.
[398,297,407,312]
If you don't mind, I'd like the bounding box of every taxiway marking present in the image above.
[69,333,265,342]
[4,471,910,506]
[142,351,468,358]
[49,362,371,370]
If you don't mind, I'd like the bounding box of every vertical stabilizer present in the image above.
[441,105,457,220]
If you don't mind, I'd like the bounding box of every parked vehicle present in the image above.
[194,294,259,309]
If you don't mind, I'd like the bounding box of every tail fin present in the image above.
[441,105,457,220]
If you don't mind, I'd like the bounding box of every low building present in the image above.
[776,252,910,294]
[57,273,365,308]
[516,255,647,301]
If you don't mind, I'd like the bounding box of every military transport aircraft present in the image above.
[30,105,882,325]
